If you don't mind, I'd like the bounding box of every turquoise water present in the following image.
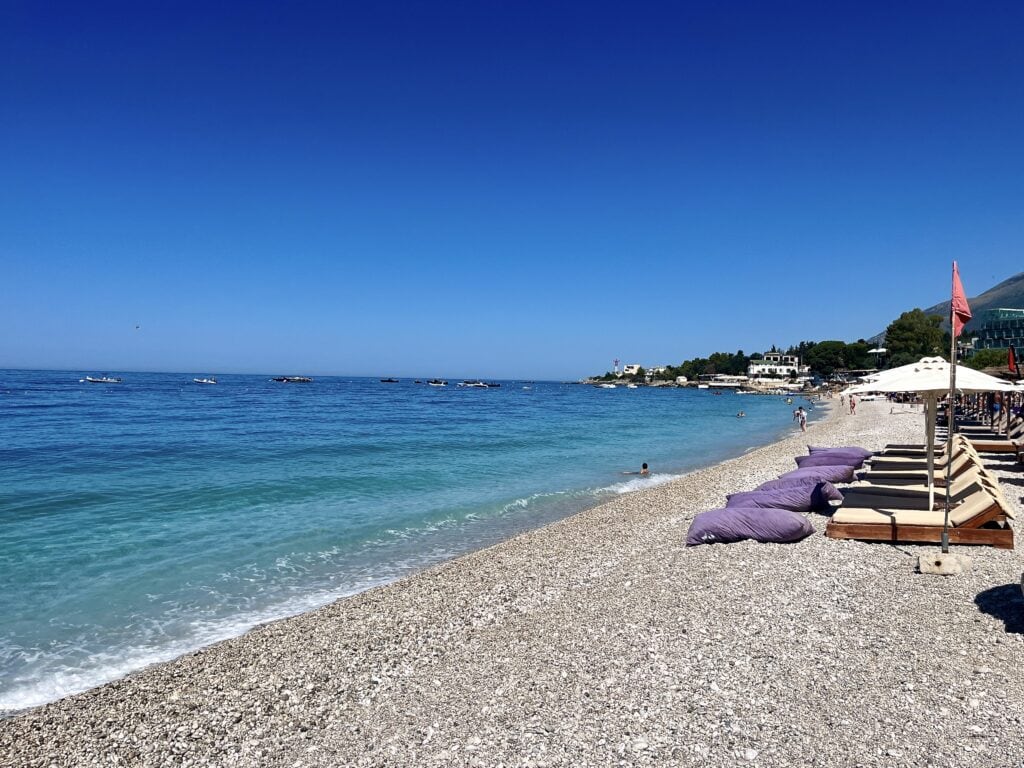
[0,371,820,711]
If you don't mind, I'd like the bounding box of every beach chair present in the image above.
[957,419,1023,450]
[878,443,951,458]
[867,437,970,470]
[825,488,1014,549]
[856,449,978,485]
[968,431,1023,454]
[838,467,1002,510]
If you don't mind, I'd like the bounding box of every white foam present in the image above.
[606,472,678,494]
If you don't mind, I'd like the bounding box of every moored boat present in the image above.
[84,376,122,384]
[193,377,217,385]
[271,376,313,383]
[428,379,447,387]
[380,378,400,383]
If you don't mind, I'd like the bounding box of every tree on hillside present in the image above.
[706,350,750,376]
[786,341,817,359]
[884,309,944,366]
[844,341,872,370]
[804,340,848,377]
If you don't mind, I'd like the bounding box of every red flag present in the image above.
[1011,345,1019,375]
[951,261,972,338]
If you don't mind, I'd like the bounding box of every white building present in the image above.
[620,363,642,376]
[747,352,810,380]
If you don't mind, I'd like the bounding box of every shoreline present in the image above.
[0,388,822,716]
[3,400,1023,767]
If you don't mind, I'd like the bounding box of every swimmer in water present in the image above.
[622,462,650,476]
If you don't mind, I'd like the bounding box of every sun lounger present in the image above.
[957,417,1021,434]
[959,421,1024,447]
[857,450,978,484]
[825,489,1014,549]
[878,444,950,458]
[969,436,1023,454]
[838,468,1001,510]
[867,438,970,470]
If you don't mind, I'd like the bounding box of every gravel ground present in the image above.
[2,399,1023,768]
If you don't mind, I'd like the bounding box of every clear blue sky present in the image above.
[3,1,1023,379]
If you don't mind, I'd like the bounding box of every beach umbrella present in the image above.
[844,357,1015,509]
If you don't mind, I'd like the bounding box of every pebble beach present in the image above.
[2,399,1023,768]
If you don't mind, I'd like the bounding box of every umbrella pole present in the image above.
[926,394,935,513]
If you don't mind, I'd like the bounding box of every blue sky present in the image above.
[3,1,1023,379]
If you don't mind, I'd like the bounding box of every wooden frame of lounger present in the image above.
[825,490,1014,549]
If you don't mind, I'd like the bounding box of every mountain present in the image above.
[922,271,1024,331]
[872,271,1024,343]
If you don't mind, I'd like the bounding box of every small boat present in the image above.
[483,382,502,388]
[627,383,638,389]
[597,383,617,389]
[193,377,217,385]
[85,376,122,384]
[414,380,423,384]
[697,384,710,389]
[271,376,313,383]
[428,379,447,387]
[458,380,488,388]
[380,378,400,383]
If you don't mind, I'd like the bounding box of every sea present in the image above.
[0,370,821,712]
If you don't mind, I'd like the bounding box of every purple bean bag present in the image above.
[778,465,856,484]
[810,448,873,463]
[754,476,843,499]
[808,445,873,461]
[686,507,814,546]
[795,453,866,469]
[726,483,839,513]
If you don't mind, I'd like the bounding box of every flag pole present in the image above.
[942,261,973,555]
[942,306,954,554]
[942,263,959,554]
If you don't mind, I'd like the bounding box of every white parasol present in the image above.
[845,357,1016,509]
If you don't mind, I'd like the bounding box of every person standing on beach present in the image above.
[849,395,857,415]
[794,406,807,432]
